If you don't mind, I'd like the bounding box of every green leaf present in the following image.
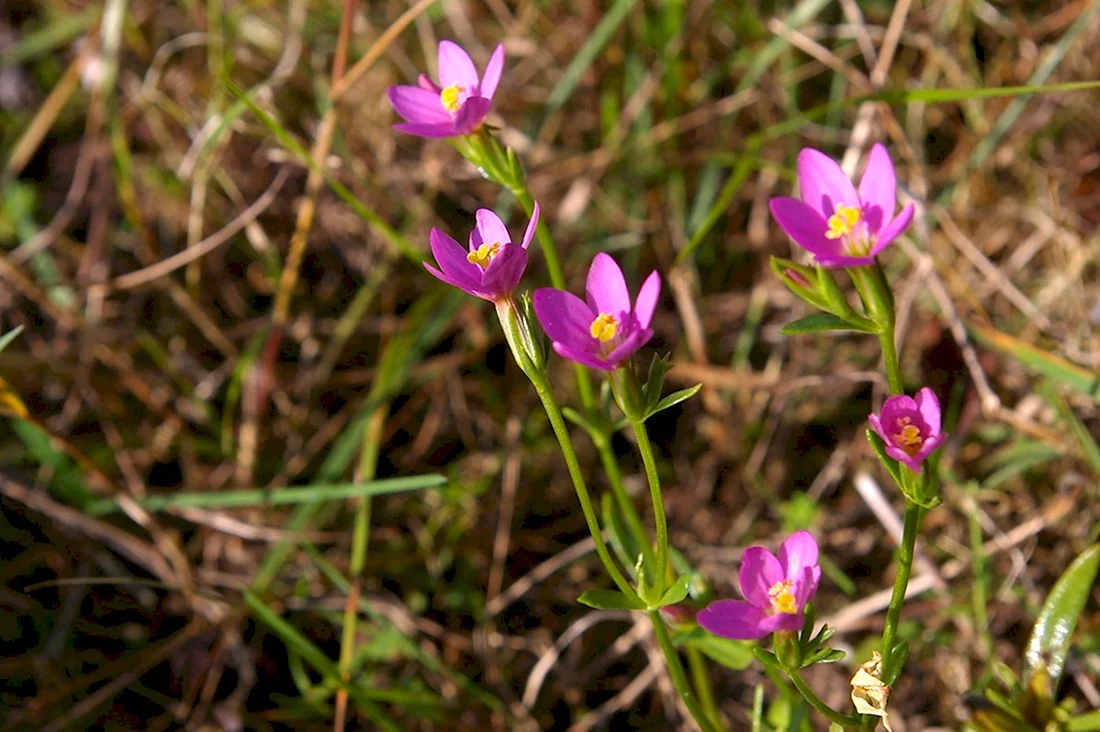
[577,588,646,611]
[647,384,701,419]
[866,429,906,489]
[680,628,755,670]
[1067,710,1100,731]
[780,313,878,335]
[82,475,446,516]
[656,575,691,608]
[0,325,23,354]
[1023,544,1100,696]
[971,326,1099,403]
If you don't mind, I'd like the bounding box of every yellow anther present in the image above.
[891,417,924,455]
[769,579,798,615]
[825,203,862,240]
[466,242,501,268]
[589,313,619,342]
[440,84,464,113]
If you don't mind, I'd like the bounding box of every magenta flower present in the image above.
[424,205,538,302]
[387,40,504,138]
[697,530,821,641]
[868,387,948,473]
[532,253,660,372]
[769,144,915,268]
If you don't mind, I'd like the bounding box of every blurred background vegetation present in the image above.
[1,0,1098,729]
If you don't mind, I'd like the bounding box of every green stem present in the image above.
[628,416,670,592]
[687,644,722,729]
[878,501,922,675]
[529,370,637,600]
[649,610,726,732]
[879,328,903,395]
[788,669,862,729]
[595,429,658,576]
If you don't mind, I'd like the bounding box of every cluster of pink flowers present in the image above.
[388,40,948,643]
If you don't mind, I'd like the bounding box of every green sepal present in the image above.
[770,256,833,312]
[780,313,878,335]
[802,648,846,666]
[751,645,781,670]
[577,588,646,611]
[866,429,906,490]
[1022,544,1100,708]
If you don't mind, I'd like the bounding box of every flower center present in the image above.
[890,416,925,456]
[440,84,465,113]
[589,313,619,342]
[768,579,798,615]
[825,204,873,257]
[466,241,501,269]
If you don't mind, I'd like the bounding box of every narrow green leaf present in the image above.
[1067,710,1100,731]
[577,588,646,611]
[1023,544,1100,694]
[656,575,691,608]
[680,628,755,670]
[82,475,446,516]
[780,313,878,335]
[971,326,1099,403]
[647,385,701,419]
[0,326,23,354]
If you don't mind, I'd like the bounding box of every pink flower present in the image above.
[424,205,538,302]
[868,387,948,473]
[769,144,915,268]
[698,531,821,641]
[387,40,505,138]
[532,253,660,371]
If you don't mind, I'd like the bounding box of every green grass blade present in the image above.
[0,326,24,354]
[971,326,1099,403]
[82,475,446,516]
[544,0,638,114]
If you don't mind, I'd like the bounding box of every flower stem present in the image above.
[649,610,727,732]
[788,669,863,729]
[878,327,904,395]
[528,370,637,599]
[594,428,658,578]
[687,643,722,729]
[878,500,922,677]
[628,416,670,593]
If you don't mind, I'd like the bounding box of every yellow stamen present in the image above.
[466,242,501,268]
[589,313,619,342]
[825,203,862,240]
[440,84,464,113]
[769,579,798,615]
[891,417,924,456]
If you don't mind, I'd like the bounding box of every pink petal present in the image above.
[879,394,918,426]
[869,203,914,256]
[429,229,480,285]
[633,270,661,328]
[858,143,897,234]
[777,531,819,580]
[914,387,942,433]
[585,253,631,317]
[769,197,841,262]
[813,253,878,269]
[521,203,540,250]
[533,288,597,354]
[480,244,528,298]
[417,74,441,93]
[757,611,806,634]
[553,341,613,371]
[697,600,772,641]
[437,40,480,91]
[424,261,481,297]
[794,565,821,610]
[472,209,512,250]
[453,96,492,134]
[393,122,459,138]
[797,147,859,219]
[388,85,451,125]
[603,327,652,369]
[739,547,783,609]
[479,43,505,99]
[868,411,892,446]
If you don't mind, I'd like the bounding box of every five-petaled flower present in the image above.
[769,144,915,268]
[532,253,660,371]
[697,530,821,641]
[424,205,538,302]
[868,387,948,473]
[387,40,504,138]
